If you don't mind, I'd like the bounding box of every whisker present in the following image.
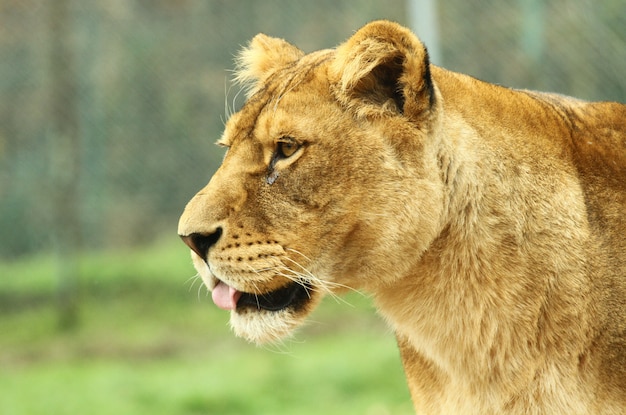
[281,255,365,297]
[275,265,355,308]
[284,247,313,262]
[231,85,244,115]
[284,248,366,293]
[224,79,229,119]
[198,280,209,300]
[247,278,262,308]
[185,273,211,301]
[262,336,302,355]
[223,77,234,124]
[184,274,200,289]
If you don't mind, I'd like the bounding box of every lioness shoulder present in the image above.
[179,21,626,414]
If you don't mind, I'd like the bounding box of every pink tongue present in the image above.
[212,280,242,311]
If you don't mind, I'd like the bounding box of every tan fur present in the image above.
[178,21,626,414]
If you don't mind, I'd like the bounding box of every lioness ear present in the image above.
[234,34,304,98]
[330,20,435,121]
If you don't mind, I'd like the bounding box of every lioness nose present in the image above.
[179,227,222,262]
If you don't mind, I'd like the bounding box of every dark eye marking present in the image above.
[267,170,280,185]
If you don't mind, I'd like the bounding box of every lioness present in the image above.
[178,21,626,414]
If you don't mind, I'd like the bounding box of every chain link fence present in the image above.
[1,0,624,260]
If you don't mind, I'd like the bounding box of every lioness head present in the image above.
[178,21,445,344]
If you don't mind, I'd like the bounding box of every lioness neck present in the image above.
[373,67,617,414]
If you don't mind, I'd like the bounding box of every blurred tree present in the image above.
[520,0,546,88]
[48,0,81,330]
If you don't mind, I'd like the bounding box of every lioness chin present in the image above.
[178,20,626,414]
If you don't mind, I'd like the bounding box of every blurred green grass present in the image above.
[0,238,413,415]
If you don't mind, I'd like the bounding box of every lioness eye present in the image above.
[278,140,299,158]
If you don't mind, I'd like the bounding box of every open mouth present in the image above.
[237,281,312,312]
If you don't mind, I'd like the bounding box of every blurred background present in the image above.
[1,1,624,414]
